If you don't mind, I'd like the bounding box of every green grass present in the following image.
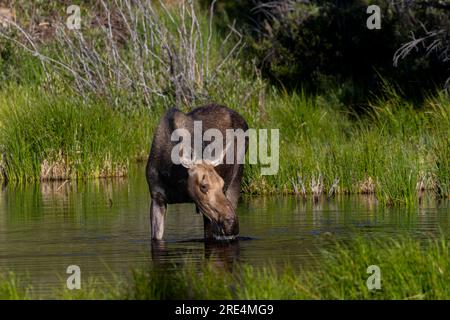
[121,236,450,300]
[238,87,449,205]
[0,80,448,205]
[0,85,157,182]
[0,1,447,303]
[0,272,31,300]
[2,235,449,300]
[0,3,448,205]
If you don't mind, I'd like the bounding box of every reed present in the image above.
[0,1,448,205]
[0,85,156,182]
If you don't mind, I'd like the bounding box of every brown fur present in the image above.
[146,104,248,240]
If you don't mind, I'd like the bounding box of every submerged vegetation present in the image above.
[0,1,448,206]
[1,235,449,300]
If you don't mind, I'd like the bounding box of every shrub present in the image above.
[205,0,450,107]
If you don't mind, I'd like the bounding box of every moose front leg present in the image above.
[203,215,214,240]
[150,198,167,240]
[196,205,213,240]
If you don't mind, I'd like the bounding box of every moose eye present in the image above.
[200,184,208,194]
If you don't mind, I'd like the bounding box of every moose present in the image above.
[146,104,248,241]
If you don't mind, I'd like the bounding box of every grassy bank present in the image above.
[240,88,450,206]
[0,81,448,205]
[0,1,448,205]
[0,85,157,182]
[2,235,449,300]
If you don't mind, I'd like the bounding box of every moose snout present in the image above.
[223,216,239,236]
[214,209,239,241]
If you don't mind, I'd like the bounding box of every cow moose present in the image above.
[146,104,248,241]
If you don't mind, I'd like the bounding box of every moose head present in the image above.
[178,143,239,240]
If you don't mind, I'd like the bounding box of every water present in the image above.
[0,165,448,296]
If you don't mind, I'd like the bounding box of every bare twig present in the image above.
[0,0,244,109]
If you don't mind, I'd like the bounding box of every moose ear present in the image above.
[207,141,232,167]
[180,145,196,169]
[171,109,192,130]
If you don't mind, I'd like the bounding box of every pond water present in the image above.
[0,165,448,296]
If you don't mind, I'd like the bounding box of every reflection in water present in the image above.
[204,240,241,271]
[0,165,448,296]
[151,239,241,271]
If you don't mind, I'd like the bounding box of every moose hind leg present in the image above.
[150,199,166,240]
